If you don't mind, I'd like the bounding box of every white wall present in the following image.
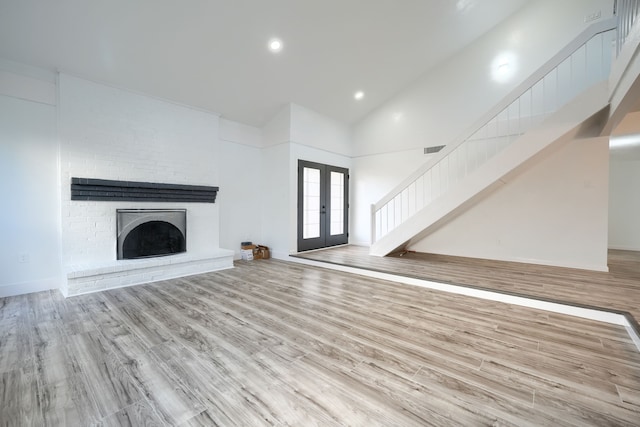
[0,60,61,297]
[290,103,352,157]
[351,149,429,245]
[260,142,291,258]
[260,103,353,257]
[219,117,262,148]
[0,59,62,297]
[218,118,264,258]
[0,95,61,296]
[260,105,292,258]
[263,104,291,147]
[408,137,610,271]
[609,156,640,250]
[58,74,222,267]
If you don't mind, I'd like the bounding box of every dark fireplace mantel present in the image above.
[71,177,218,203]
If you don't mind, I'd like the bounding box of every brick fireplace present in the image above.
[58,74,233,297]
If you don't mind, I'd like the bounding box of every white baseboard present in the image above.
[508,256,610,272]
[348,241,371,247]
[608,244,640,251]
[0,277,61,298]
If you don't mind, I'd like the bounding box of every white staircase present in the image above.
[370,19,620,257]
[370,82,609,256]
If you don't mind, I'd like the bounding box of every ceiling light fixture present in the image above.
[354,91,365,100]
[268,38,283,53]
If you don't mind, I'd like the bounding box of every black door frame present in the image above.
[297,160,349,252]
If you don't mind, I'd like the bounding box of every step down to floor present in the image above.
[288,254,640,352]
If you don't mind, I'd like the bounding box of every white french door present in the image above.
[297,160,349,252]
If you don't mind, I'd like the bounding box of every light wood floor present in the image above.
[1,259,639,426]
[294,246,640,328]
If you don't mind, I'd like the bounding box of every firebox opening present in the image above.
[117,209,186,260]
[122,220,186,259]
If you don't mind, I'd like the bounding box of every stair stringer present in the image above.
[370,81,610,257]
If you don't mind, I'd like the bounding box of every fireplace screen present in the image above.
[116,209,186,260]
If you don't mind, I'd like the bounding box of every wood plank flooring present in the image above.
[294,246,640,327]
[1,259,639,426]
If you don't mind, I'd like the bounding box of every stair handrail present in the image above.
[372,18,616,215]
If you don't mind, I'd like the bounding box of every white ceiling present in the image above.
[0,0,531,127]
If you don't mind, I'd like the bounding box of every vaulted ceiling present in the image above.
[0,0,531,127]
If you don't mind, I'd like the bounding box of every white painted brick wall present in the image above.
[59,74,222,269]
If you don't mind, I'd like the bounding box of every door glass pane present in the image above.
[330,171,344,236]
[303,167,320,239]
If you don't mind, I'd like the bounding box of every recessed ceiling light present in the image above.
[268,38,283,53]
[354,91,365,100]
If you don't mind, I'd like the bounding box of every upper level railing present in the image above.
[616,0,640,55]
[371,19,617,244]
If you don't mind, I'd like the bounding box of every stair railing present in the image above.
[616,0,640,55]
[371,19,617,245]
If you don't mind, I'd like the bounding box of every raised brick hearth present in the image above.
[62,249,233,297]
